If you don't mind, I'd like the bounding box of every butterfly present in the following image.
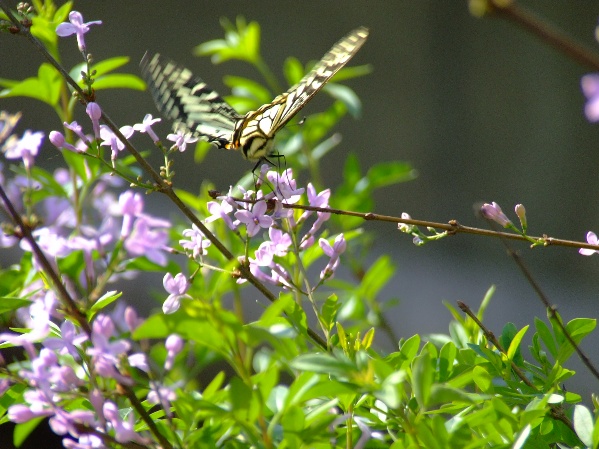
[140,26,369,161]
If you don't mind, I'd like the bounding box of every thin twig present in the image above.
[280,202,599,252]
[495,233,599,381]
[488,1,599,71]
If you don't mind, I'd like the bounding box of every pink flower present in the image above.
[56,11,102,52]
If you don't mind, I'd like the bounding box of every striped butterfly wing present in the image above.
[140,53,242,148]
[140,26,369,161]
[235,26,369,160]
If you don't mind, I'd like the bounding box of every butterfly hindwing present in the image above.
[140,53,241,147]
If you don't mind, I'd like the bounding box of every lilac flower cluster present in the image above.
[168,169,347,313]
[1,307,182,447]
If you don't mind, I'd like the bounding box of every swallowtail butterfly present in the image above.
[140,26,369,161]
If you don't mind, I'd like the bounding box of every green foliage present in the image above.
[0,7,596,449]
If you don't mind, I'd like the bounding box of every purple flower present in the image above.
[8,403,52,423]
[206,199,236,230]
[580,231,599,256]
[164,334,183,370]
[49,131,78,152]
[63,434,104,449]
[581,74,599,122]
[100,124,134,161]
[43,320,88,359]
[167,131,198,152]
[20,227,70,258]
[267,227,292,256]
[103,401,146,444]
[319,234,347,280]
[3,130,44,169]
[128,353,149,372]
[86,102,102,138]
[267,169,304,203]
[124,217,170,266]
[480,202,512,227]
[515,203,527,230]
[55,11,102,53]
[147,383,177,415]
[117,190,144,237]
[49,408,96,436]
[64,121,88,143]
[235,201,274,237]
[180,223,211,258]
[87,315,132,384]
[133,114,161,143]
[124,306,143,332]
[162,273,191,314]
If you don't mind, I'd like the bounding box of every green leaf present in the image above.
[229,376,252,412]
[506,325,529,363]
[573,405,594,447]
[322,83,362,118]
[331,63,373,83]
[14,418,44,447]
[376,370,406,409]
[472,365,493,393]
[194,140,213,164]
[30,16,58,54]
[0,63,61,107]
[224,75,271,104]
[53,1,73,23]
[428,384,475,406]
[366,161,416,189]
[438,341,457,381]
[92,56,131,76]
[93,74,146,91]
[311,133,342,161]
[399,334,421,364]
[291,353,355,377]
[412,352,433,410]
[320,294,340,332]
[512,424,531,449]
[556,318,596,364]
[284,372,321,409]
[358,255,395,302]
[535,317,557,359]
[283,56,305,85]
[0,297,31,314]
[194,17,261,65]
[89,291,122,318]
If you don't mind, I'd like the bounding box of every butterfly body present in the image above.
[141,26,369,161]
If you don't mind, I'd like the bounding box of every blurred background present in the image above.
[2,1,599,444]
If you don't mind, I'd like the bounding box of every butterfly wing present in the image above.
[266,26,369,134]
[140,53,242,148]
[235,27,369,160]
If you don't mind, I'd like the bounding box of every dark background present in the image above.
[2,1,599,446]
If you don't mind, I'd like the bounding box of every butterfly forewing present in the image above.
[268,26,369,134]
[234,27,369,160]
[140,53,241,147]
